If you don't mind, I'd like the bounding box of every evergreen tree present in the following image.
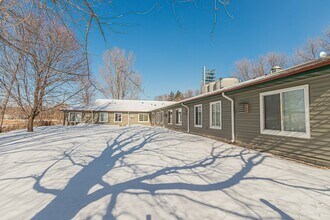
[168,91,175,101]
[174,90,184,101]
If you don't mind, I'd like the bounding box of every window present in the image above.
[156,112,159,123]
[168,110,173,124]
[114,113,122,122]
[175,108,182,125]
[98,112,108,122]
[260,85,310,138]
[210,101,221,129]
[138,113,149,122]
[160,112,163,123]
[194,104,202,127]
[69,112,82,122]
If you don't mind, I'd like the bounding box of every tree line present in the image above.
[155,90,201,101]
[232,28,330,81]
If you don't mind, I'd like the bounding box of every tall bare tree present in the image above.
[9,13,87,132]
[99,48,143,100]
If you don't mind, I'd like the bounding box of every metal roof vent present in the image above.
[270,66,282,74]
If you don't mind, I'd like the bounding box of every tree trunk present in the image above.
[0,112,4,133]
[27,116,34,132]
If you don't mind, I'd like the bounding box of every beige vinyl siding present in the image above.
[231,70,330,166]
[64,112,151,126]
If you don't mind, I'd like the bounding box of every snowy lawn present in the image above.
[0,125,329,220]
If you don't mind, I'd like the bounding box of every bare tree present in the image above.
[184,89,194,98]
[293,39,321,64]
[266,52,287,69]
[99,48,143,100]
[233,53,287,81]
[319,27,330,53]
[9,13,87,132]
[155,94,169,101]
[0,44,24,132]
[232,59,253,82]
[78,76,96,105]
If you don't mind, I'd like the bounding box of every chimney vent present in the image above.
[271,66,282,73]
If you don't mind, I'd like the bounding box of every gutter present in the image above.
[222,93,235,143]
[181,103,190,133]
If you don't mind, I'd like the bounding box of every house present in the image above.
[151,58,330,166]
[62,99,176,126]
[62,57,330,166]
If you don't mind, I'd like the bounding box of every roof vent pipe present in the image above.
[270,66,282,73]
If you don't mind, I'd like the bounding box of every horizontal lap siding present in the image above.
[153,105,188,132]
[187,96,232,140]
[152,96,232,140]
[231,70,330,166]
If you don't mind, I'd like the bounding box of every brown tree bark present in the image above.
[27,115,35,132]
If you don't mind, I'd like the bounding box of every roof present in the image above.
[154,57,330,110]
[62,99,177,112]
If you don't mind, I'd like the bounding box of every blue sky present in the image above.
[88,0,330,99]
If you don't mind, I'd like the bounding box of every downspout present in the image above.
[222,92,235,143]
[91,110,94,124]
[128,112,130,126]
[181,103,190,133]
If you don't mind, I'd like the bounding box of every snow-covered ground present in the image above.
[0,125,329,220]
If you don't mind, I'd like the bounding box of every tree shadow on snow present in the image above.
[5,127,328,219]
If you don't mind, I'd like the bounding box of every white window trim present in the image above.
[175,108,182,125]
[194,104,202,128]
[138,113,149,122]
[114,113,122,122]
[98,112,108,122]
[68,112,82,122]
[259,84,311,139]
[209,101,222,130]
[168,110,173,124]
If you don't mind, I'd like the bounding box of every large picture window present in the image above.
[168,110,173,124]
[138,113,149,122]
[210,101,221,129]
[194,104,202,127]
[99,112,108,122]
[175,108,182,125]
[260,85,310,138]
[114,113,122,122]
[69,112,82,122]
